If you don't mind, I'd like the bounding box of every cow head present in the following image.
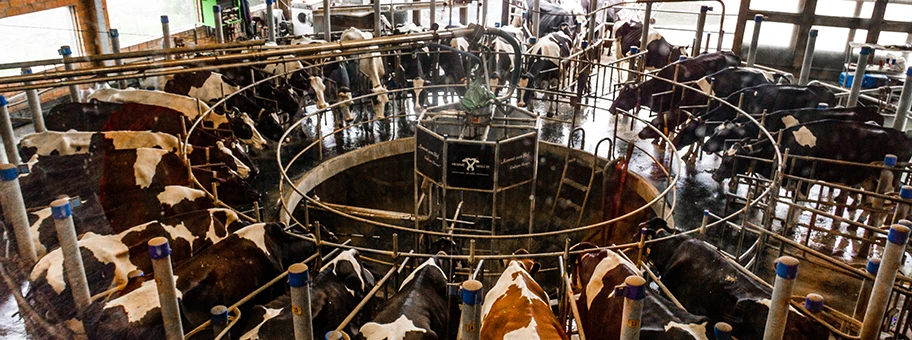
[713,140,757,182]
[313,249,377,336]
[228,111,270,149]
[637,115,666,140]
[505,249,540,276]
[703,120,747,154]
[610,82,639,114]
[671,116,707,150]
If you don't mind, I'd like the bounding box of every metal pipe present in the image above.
[109,29,128,89]
[892,67,912,130]
[51,197,91,313]
[847,46,872,107]
[59,46,80,102]
[892,186,912,224]
[533,0,541,37]
[324,0,332,41]
[458,280,482,340]
[587,0,597,42]
[640,3,653,51]
[714,322,732,340]
[0,165,35,265]
[149,237,185,340]
[214,6,225,45]
[20,68,45,132]
[325,331,347,340]
[700,209,709,235]
[266,0,277,44]
[627,46,639,81]
[746,15,763,67]
[798,29,818,85]
[693,6,710,57]
[0,97,20,165]
[619,275,646,340]
[374,0,382,38]
[161,16,172,60]
[763,256,798,340]
[860,224,909,340]
[289,263,314,340]
[430,0,437,29]
[211,305,229,337]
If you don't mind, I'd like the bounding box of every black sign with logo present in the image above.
[416,128,444,182]
[498,133,537,187]
[446,141,495,190]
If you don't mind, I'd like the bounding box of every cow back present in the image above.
[46,101,122,132]
[481,261,569,340]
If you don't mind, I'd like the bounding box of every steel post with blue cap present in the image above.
[860,224,910,340]
[149,237,185,340]
[211,305,229,337]
[817,103,828,110]
[847,46,873,107]
[161,16,172,60]
[853,258,880,319]
[459,279,483,340]
[746,15,764,67]
[640,3,652,51]
[51,197,91,313]
[20,68,45,133]
[693,6,711,57]
[714,322,732,340]
[798,29,819,85]
[214,6,225,45]
[619,275,646,340]
[109,29,128,89]
[266,0,277,44]
[58,46,80,102]
[0,96,20,164]
[805,293,824,314]
[763,256,799,340]
[893,186,912,223]
[289,263,314,340]
[0,164,36,265]
[892,67,912,130]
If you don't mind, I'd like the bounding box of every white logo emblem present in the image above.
[463,158,480,171]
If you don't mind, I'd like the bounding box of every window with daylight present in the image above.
[0,7,82,77]
[107,0,199,47]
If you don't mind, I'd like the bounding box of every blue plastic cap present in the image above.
[529,37,537,44]
[267,0,275,4]
[51,198,72,220]
[629,46,638,54]
[21,68,31,75]
[213,5,222,12]
[58,46,72,56]
[679,55,688,61]
[775,256,799,280]
[0,164,18,181]
[288,263,310,287]
[866,258,880,275]
[804,294,824,313]
[809,29,818,38]
[860,46,873,55]
[888,224,910,245]
[701,6,710,13]
[110,29,119,38]
[817,103,828,109]
[906,67,912,77]
[148,238,171,259]
[615,276,646,300]
[884,154,898,167]
[494,22,501,28]
[460,281,483,305]
[754,14,763,22]
[714,323,732,340]
[161,15,169,24]
[703,210,709,216]
[211,306,229,325]
[581,41,588,48]
[900,185,912,199]
[0,95,6,106]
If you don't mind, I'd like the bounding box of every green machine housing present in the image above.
[200,0,243,27]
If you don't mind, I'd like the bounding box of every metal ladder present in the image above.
[551,128,596,227]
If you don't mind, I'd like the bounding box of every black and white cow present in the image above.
[357,254,456,340]
[518,31,573,111]
[390,23,433,108]
[25,195,111,257]
[26,208,246,324]
[703,106,883,153]
[673,83,837,150]
[488,36,516,95]
[612,20,685,70]
[239,248,379,339]
[642,220,831,340]
[609,51,741,114]
[570,241,713,340]
[341,27,390,120]
[714,120,912,190]
[525,0,577,38]
[83,222,321,339]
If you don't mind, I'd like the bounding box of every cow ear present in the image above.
[344,273,365,293]
[529,262,541,275]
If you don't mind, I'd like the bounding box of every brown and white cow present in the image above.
[481,250,569,340]
[18,130,180,160]
[26,208,246,324]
